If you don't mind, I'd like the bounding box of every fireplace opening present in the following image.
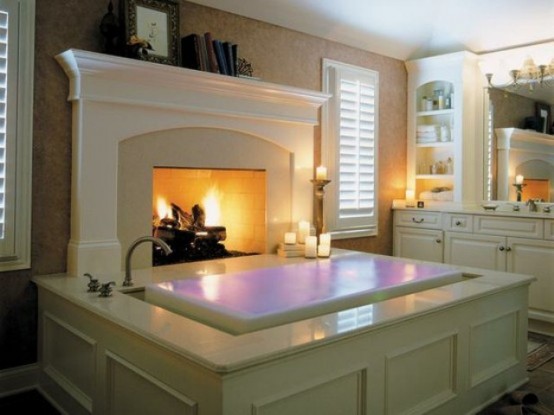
[152,167,266,264]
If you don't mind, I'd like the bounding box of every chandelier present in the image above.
[479,42,554,90]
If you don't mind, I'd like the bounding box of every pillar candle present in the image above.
[305,236,317,258]
[284,232,296,245]
[298,220,310,244]
[319,233,331,247]
[515,175,524,185]
[405,189,416,207]
[317,244,330,258]
[315,165,327,180]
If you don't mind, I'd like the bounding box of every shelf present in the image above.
[416,141,453,148]
[417,109,454,117]
[416,174,454,180]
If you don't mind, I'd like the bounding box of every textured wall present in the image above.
[0,0,406,370]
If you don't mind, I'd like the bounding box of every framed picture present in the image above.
[535,102,552,134]
[121,0,180,66]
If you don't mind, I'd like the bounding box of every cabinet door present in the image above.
[444,232,506,271]
[507,237,554,314]
[394,227,443,263]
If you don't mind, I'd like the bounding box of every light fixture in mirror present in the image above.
[479,41,554,92]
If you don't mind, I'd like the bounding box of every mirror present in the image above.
[484,86,554,203]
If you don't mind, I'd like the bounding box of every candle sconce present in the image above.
[513,183,526,202]
[311,179,331,239]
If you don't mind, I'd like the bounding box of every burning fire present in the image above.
[156,197,173,220]
[203,186,222,226]
[154,186,223,228]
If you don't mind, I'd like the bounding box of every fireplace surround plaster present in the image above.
[57,49,329,276]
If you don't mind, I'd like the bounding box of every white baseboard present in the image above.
[0,364,40,398]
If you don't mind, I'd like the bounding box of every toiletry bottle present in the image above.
[446,157,453,174]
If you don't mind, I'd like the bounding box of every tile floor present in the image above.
[1,333,553,414]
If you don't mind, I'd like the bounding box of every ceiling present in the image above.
[189,0,554,103]
[188,0,553,60]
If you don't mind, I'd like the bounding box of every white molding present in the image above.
[0,364,39,398]
[55,49,330,276]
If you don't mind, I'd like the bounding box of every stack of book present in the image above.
[277,243,305,258]
[181,32,238,76]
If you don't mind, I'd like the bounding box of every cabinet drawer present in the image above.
[473,216,543,239]
[394,211,442,229]
[442,214,473,233]
[545,220,554,241]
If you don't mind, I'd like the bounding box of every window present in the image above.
[322,59,379,238]
[0,0,34,270]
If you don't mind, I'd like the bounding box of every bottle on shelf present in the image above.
[446,157,453,174]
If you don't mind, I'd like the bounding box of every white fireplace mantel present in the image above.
[495,128,554,200]
[56,49,329,276]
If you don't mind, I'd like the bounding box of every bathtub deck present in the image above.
[145,252,465,334]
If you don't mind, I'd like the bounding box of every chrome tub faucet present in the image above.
[123,236,172,287]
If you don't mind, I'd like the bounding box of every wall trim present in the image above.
[0,363,39,398]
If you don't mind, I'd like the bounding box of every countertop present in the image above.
[392,200,554,219]
[32,249,534,374]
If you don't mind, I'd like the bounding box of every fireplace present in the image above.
[152,167,266,264]
[56,49,329,276]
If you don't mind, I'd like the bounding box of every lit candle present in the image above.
[297,220,310,244]
[319,233,331,247]
[315,165,328,180]
[317,244,331,258]
[305,236,317,258]
[405,189,416,207]
[284,232,297,245]
[515,175,524,185]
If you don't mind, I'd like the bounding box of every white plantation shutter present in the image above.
[0,0,33,269]
[322,59,379,238]
[0,9,7,240]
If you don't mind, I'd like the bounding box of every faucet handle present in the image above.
[99,281,116,297]
[84,273,100,292]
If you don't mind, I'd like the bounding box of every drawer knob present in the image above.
[499,246,505,251]
[435,239,442,243]
[412,218,424,224]
[455,220,462,226]
[506,246,512,252]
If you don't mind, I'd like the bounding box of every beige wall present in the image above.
[0,0,406,370]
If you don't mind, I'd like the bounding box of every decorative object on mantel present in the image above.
[120,0,180,66]
[126,35,153,58]
[237,57,254,78]
[99,0,120,55]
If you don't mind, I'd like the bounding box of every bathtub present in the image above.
[144,252,467,334]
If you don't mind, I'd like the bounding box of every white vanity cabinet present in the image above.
[393,210,443,262]
[394,209,554,329]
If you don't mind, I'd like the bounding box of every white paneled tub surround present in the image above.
[33,250,534,415]
[56,49,329,276]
